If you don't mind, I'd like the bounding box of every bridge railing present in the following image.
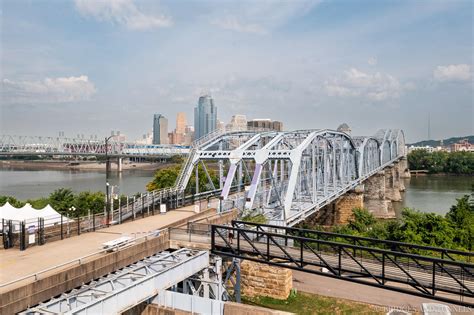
[211,224,474,307]
[232,220,473,264]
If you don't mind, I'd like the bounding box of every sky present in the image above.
[1,0,472,143]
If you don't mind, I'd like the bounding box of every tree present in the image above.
[407,149,430,170]
[146,166,181,191]
[0,195,25,208]
[347,208,376,233]
[146,163,219,193]
[73,191,106,216]
[446,195,474,250]
[49,188,75,215]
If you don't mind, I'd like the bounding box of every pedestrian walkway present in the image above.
[0,205,211,287]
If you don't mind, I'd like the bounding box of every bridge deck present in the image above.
[0,205,209,291]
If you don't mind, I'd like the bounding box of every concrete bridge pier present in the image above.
[384,166,402,202]
[363,171,394,219]
[117,157,123,172]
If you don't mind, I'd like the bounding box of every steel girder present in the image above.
[172,128,406,226]
[21,249,209,315]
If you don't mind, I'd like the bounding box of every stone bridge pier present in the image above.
[305,160,408,226]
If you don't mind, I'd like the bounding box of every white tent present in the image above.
[0,202,70,224]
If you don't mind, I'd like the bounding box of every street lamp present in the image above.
[105,135,117,226]
[68,206,76,236]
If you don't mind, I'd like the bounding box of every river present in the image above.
[0,169,471,215]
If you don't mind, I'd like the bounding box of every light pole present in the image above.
[105,135,116,226]
[68,206,76,236]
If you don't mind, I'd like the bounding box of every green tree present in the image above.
[426,151,448,173]
[0,195,25,208]
[446,195,474,250]
[49,188,75,215]
[347,208,376,233]
[73,191,106,216]
[146,165,181,191]
[27,198,50,209]
[407,149,430,170]
[146,163,219,193]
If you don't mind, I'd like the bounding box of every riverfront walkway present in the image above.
[0,205,212,289]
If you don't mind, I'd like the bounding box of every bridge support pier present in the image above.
[117,157,123,173]
[363,171,395,219]
[384,166,402,202]
[334,192,364,224]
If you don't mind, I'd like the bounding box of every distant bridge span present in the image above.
[0,135,190,158]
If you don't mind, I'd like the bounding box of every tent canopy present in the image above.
[0,202,69,224]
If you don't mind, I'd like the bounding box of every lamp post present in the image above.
[105,135,116,226]
[68,206,76,236]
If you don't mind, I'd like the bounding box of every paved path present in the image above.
[0,206,207,287]
[293,271,471,314]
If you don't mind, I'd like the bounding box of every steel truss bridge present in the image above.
[0,135,189,157]
[154,127,406,226]
[211,221,474,307]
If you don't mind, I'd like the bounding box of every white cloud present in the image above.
[209,1,321,35]
[74,0,172,30]
[325,68,402,101]
[2,75,96,104]
[433,64,471,82]
[211,17,267,35]
[367,57,377,66]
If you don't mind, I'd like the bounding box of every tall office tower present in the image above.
[226,114,247,131]
[152,114,169,144]
[176,112,187,135]
[173,112,187,144]
[194,95,217,139]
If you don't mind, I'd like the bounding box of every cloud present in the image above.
[209,1,321,35]
[325,68,403,101]
[74,0,172,30]
[367,57,377,66]
[433,64,471,82]
[211,17,267,35]
[2,75,96,104]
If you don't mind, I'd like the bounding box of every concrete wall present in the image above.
[240,260,293,300]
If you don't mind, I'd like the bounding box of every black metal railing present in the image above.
[232,220,473,263]
[211,224,474,307]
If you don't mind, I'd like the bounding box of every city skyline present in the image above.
[1,0,472,142]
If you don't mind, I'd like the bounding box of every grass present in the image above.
[242,291,384,315]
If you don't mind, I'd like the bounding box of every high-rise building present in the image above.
[153,114,168,144]
[194,95,217,140]
[226,114,247,131]
[247,119,283,131]
[176,112,186,135]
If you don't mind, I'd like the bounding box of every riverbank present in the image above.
[0,160,170,171]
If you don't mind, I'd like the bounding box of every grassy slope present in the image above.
[243,291,384,315]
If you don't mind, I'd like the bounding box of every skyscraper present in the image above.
[153,114,168,145]
[176,112,186,135]
[194,95,217,140]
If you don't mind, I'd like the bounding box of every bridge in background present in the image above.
[0,134,190,158]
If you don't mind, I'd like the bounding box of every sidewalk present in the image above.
[0,205,207,286]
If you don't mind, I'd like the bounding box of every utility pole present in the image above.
[105,135,116,226]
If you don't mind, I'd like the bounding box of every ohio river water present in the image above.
[0,168,471,215]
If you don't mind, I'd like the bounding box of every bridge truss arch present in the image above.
[174,127,406,226]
